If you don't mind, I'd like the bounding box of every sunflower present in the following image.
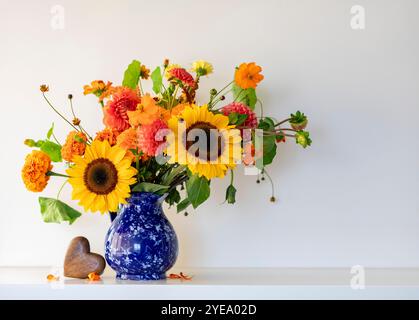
[167,105,241,180]
[66,140,137,213]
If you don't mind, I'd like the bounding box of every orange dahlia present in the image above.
[137,119,168,157]
[104,87,141,131]
[61,131,88,162]
[21,150,53,192]
[94,128,121,146]
[235,62,264,89]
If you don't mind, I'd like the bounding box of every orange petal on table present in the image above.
[46,274,59,281]
[88,272,101,281]
[168,273,192,281]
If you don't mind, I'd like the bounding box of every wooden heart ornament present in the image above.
[64,237,106,279]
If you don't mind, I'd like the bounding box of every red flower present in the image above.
[103,87,140,131]
[221,102,258,129]
[169,68,196,87]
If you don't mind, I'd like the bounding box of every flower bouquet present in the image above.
[22,59,311,280]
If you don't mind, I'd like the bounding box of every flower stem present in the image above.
[274,118,292,127]
[56,180,68,200]
[42,93,79,131]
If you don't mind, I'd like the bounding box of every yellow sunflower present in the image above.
[66,140,137,214]
[167,105,241,180]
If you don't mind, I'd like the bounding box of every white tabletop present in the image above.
[1,267,418,300]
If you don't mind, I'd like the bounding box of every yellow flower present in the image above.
[22,150,53,192]
[192,60,213,76]
[66,140,137,213]
[167,105,242,180]
[165,64,182,79]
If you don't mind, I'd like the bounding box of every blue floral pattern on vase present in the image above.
[105,192,178,280]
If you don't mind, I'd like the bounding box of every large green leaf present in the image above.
[132,182,169,195]
[232,83,257,110]
[122,60,141,89]
[39,197,82,225]
[186,174,210,209]
[177,198,191,213]
[40,140,62,162]
[151,67,162,94]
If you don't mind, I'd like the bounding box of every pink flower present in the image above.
[221,102,258,129]
[137,119,168,156]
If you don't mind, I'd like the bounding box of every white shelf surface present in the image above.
[1,267,419,300]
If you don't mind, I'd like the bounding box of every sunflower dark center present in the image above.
[83,158,118,195]
[184,122,224,162]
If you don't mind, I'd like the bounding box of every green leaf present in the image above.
[40,140,62,162]
[225,184,237,204]
[74,134,86,144]
[254,134,277,169]
[232,83,257,110]
[186,174,210,209]
[122,60,141,89]
[177,198,191,213]
[258,117,275,130]
[132,182,169,195]
[166,189,181,207]
[39,197,82,225]
[151,67,163,94]
[228,112,238,124]
[47,123,54,139]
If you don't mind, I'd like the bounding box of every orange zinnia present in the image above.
[234,62,264,89]
[21,150,53,192]
[83,80,114,102]
[128,94,166,127]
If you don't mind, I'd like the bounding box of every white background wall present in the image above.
[0,0,418,268]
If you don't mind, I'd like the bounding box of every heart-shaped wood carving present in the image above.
[64,236,106,279]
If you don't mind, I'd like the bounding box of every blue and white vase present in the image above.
[105,192,178,280]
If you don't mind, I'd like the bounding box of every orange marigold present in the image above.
[234,62,264,89]
[61,131,88,162]
[94,128,121,146]
[21,150,53,192]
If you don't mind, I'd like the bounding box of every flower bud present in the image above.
[68,94,73,100]
[210,89,217,96]
[24,139,36,147]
